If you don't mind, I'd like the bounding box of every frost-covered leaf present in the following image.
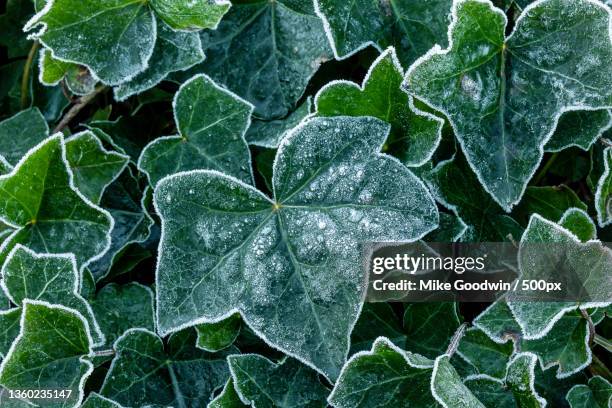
[0,300,93,408]
[456,328,513,380]
[39,47,73,86]
[425,155,523,241]
[558,208,596,242]
[196,314,241,352]
[465,353,546,408]
[315,47,442,167]
[431,355,485,408]
[114,21,205,102]
[512,186,586,226]
[100,328,230,407]
[0,309,20,358]
[82,393,124,408]
[246,98,312,148]
[209,379,247,408]
[88,169,153,280]
[314,0,453,66]
[195,0,332,119]
[0,107,48,165]
[566,376,611,408]
[329,337,437,408]
[545,110,612,152]
[150,0,230,31]
[1,245,104,345]
[154,116,438,379]
[404,302,461,359]
[0,135,112,271]
[404,0,612,210]
[90,283,154,345]
[425,212,468,242]
[228,354,329,407]
[473,300,522,344]
[596,147,612,227]
[139,74,253,186]
[64,131,129,204]
[25,0,156,86]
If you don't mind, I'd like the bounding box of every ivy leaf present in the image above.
[0,135,113,271]
[1,245,104,346]
[545,110,612,152]
[0,107,48,166]
[465,352,547,408]
[209,379,247,408]
[558,208,596,242]
[473,299,522,344]
[82,393,124,408]
[315,47,443,167]
[314,0,453,66]
[456,328,513,380]
[246,98,313,148]
[425,212,468,242]
[566,376,612,408]
[228,354,329,407]
[139,74,254,186]
[404,0,612,210]
[154,116,438,379]
[0,300,94,408]
[89,283,155,345]
[39,48,75,86]
[329,337,438,408]
[595,147,612,227]
[100,328,230,407]
[350,303,406,354]
[196,0,332,119]
[150,0,230,31]
[196,314,241,353]
[512,186,587,226]
[430,354,485,408]
[113,21,205,102]
[65,131,129,204]
[0,309,20,358]
[404,302,462,359]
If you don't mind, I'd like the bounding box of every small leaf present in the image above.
[39,47,73,86]
[139,74,254,186]
[545,110,612,152]
[403,302,462,359]
[246,98,312,148]
[209,379,247,408]
[558,208,596,242]
[150,0,230,31]
[0,300,94,408]
[404,0,612,210]
[566,376,612,408]
[196,314,241,352]
[456,328,513,380]
[228,354,329,407]
[0,107,48,165]
[315,47,443,167]
[431,354,485,408]
[100,328,230,407]
[595,147,612,227]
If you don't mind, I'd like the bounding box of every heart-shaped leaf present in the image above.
[196,314,241,353]
[566,376,611,408]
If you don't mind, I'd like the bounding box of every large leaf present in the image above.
[0,300,93,408]
[595,147,612,227]
[139,74,254,186]
[228,354,329,407]
[0,135,113,271]
[566,376,612,408]
[314,0,453,66]
[100,328,230,407]
[154,116,438,380]
[0,108,48,165]
[195,0,332,120]
[315,47,443,167]
[404,0,612,210]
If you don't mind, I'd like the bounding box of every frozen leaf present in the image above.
[196,314,241,352]
[473,299,522,344]
[90,283,155,345]
[150,0,230,31]
[558,208,596,242]
[512,186,587,226]
[196,0,332,119]
[154,116,438,379]
[424,212,468,242]
[39,47,74,86]
[545,110,612,152]
[82,393,124,408]
[0,300,94,408]
[246,98,312,148]
[0,107,48,165]
[431,354,485,408]
[315,47,443,167]
[403,302,462,359]
[0,135,113,271]
[0,309,20,358]
[596,147,612,227]
[314,0,453,66]
[228,354,329,407]
[209,379,247,408]
[329,337,437,408]
[139,74,253,186]
[404,0,612,210]
[100,328,230,407]
[566,376,611,408]
[456,328,513,379]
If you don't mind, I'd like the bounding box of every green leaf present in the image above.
[456,328,513,379]
[81,393,124,408]
[150,0,230,31]
[404,0,612,211]
[473,299,522,344]
[329,337,437,408]
[424,212,468,242]
[209,379,248,408]
[90,283,155,345]
[39,47,73,86]
[566,376,612,408]
[100,328,230,407]
[431,354,485,408]
[25,0,156,86]
[351,303,406,355]
[0,300,93,408]
[246,98,312,148]
[558,208,596,242]
[113,21,205,102]
[0,107,48,165]
[595,147,612,227]
[315,47,443,167]
[196,314,241,352]
[314,0,453,66]
[545,110,612,152]
[64,131,129,204]
[0,135,113,271]
[228,354,329,407]
[512,186,587,226]
[0,309,20,358]
[154,116,438,379]
[1,245,104,345]
[404,302,462,359]
[139,74,254,186]
[425,155,523,241]
[196,0,332,119]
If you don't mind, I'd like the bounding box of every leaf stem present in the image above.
[533,152,559,185]
[53,85,107,133]
[446,322,468,357]
[21,41,40,110]
[594,334,612,353]
[93,349,115,358]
